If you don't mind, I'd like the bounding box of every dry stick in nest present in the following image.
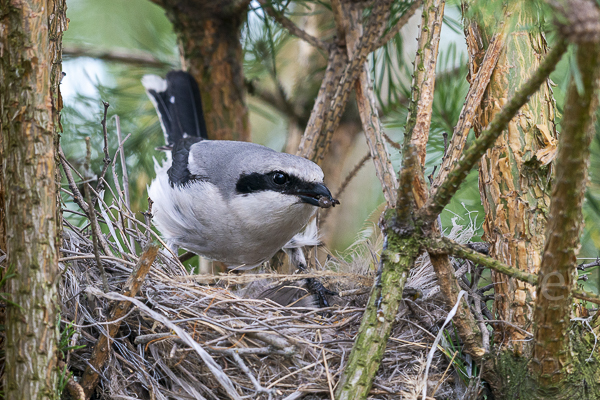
[95,101,112,196]
[80,244,159,399]
[84,138,110,292]
[115,115,135,253]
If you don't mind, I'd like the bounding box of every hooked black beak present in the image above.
[297,183,340,209]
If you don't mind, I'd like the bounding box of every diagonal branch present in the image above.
[345,1,398,207]
[370,0,423,53]
[401,0,445,210]
[417,37,569,223]
[431,30,506,191]
[257,0,331,52]
[80,245,159,398]
[296,47,347,158]
[426,236,600,305]
[298,0,392,162]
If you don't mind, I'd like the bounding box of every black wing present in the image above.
[167,137,205,187]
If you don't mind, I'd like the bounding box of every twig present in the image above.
[370,0,423,52]
[95,101,111,194]
[578,258,600,271]
[383,132,401,150]
[430,350,458,398]
[422,290,467,400]
[419,38,569,223]
[115,116,135,252]
[143,197,154,243]
[80,244,159,399]
[59,147,89,214]
[84,138,110,292]
[322,347,335,400]
[63,44,172,68]
[426,235,600,305]
[245,79,303,122]
[431,30,506,192]
[336,152,370,200]
[229,350,275,395]
[257,0,330,52]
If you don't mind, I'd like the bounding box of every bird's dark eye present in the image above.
[272,172,289,185]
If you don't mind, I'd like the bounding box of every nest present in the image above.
[58,151,472,399]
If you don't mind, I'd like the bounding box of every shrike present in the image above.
[142,71,338,272]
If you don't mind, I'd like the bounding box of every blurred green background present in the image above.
[60,0,600,288]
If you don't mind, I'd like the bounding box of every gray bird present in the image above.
[142,71,339,271]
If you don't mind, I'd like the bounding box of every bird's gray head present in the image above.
[188,140,339,208]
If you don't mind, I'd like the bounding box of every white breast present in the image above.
[148,166,317,269]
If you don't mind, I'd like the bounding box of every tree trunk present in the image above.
[0,0,67,398]
[464,1,557,354]
[151,0,250,141]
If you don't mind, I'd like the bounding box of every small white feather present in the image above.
[283,218,320,249]
[141,74,167,92]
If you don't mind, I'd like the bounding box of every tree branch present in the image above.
[346,1,398,207]
[418,37,569,223]
[370,0,423,53]
[426,236,600,306]
[257,0,331,52]
[532,4,600,382]
[431,30,505,191]
[63,45,172,68]
[80,245,159,398]
[298,0,392,162]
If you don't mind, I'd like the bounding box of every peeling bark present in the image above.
[464,1,558,352]
[0,0,67,398]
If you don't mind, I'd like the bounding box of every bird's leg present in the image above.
[288,247,338,308]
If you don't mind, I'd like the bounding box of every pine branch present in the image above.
[401,0,445,211]
[418,37,569,223]
[335,206,420,400]
[297,47,347,158]
[431,30,505,191]
[369,0,423,53]
[346,2,398,207]
[299,0,392,162]
[257,0,330,52]
[426,236,600,305]
[402,0,445,165]
[532,3,600,382]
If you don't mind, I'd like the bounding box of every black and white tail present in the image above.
[142,70,208,148]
